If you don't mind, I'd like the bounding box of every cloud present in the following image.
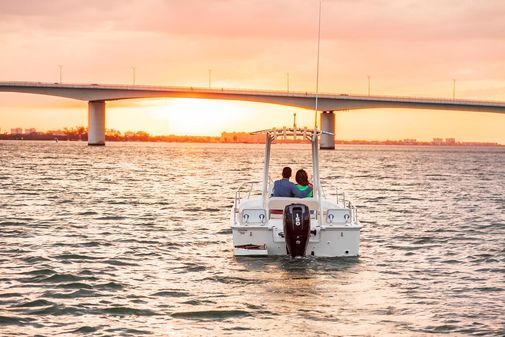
[2,0,505,42]
[1,0,505,93]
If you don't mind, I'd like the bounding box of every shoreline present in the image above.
[0,137,503,147]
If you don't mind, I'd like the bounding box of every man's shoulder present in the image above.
[275,179,295,186]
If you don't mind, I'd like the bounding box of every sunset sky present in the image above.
[1,0,505,142]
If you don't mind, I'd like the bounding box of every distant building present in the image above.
[10,127,23,135]
[24,128,37,134]
[445,138,456,144]
[402,138,417,145]
[432,138,443,145]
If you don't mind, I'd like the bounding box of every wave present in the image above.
[15,299,54,308]
[95,282,124,290]
[151,290,190,298]
[56,282,94,290]
[53,253,101,261]
[171,309,250,320]
[95,216,127,220]
[71,326,99,334]
[98,307,156,316]
[0,315,32,325]
[26,303,83,316]
[103,259,139,266]
[21,268,56,276]
[39,273,96,283]
[43,289,96,298]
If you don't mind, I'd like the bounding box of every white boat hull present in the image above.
[231,197,361,257]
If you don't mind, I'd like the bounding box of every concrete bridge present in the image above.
[1,81,505,148]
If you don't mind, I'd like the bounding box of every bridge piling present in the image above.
[320,111,335,150]
[88,100,106,146]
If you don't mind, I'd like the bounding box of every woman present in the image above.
[295,169,313,198]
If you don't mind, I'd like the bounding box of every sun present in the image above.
[146,98,250,136]
[167,99,246,136]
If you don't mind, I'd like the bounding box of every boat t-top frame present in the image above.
[251,127,333,226]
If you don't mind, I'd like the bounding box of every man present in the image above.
[271,167,305,198]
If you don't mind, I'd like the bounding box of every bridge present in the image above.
[1,81,505,148]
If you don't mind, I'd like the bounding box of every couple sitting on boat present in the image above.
[272,167,313,198]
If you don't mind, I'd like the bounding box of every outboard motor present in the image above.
[283,203,311,257]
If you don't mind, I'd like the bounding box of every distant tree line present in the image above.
[0,126,220,143]
[1,127,501,146]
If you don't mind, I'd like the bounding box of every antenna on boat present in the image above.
[314,0,322,129]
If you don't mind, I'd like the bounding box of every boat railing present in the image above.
[233,181,258,223]
[335,188,359,223]
[234,178,273,210]
[234,181,255,204]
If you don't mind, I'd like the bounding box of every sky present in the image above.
[0,0,504,142]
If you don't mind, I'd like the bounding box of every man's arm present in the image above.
[299,186,313,198]
[290,183,304,198]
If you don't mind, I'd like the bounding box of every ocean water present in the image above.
[0,141,504,336]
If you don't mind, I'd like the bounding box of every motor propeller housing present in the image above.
[283,203,311,257]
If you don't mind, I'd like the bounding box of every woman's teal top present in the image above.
[295,184,313,198]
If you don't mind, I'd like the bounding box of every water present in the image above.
[1,141,504,336]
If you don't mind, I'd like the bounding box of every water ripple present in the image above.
[0,142,504,336]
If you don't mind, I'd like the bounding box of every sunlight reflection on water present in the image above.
[0,141,504,336]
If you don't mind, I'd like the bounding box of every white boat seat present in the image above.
[326,209,352,224]
[268,197,319,218]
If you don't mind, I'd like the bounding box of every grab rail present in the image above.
[233,182,257,223]
[335,188,359,223]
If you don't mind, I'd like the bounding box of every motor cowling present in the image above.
[283,203,311,257]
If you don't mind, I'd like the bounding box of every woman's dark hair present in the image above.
[295,169,309,186]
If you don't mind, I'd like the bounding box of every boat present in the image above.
[231,127,361,257]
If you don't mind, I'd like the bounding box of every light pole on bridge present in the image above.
[58,65,63,84]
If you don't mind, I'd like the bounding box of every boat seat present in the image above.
[268,197,319,219]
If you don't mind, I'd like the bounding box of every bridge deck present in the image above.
[1,81,505,113]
